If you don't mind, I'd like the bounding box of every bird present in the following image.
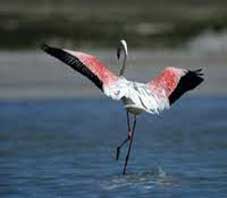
[41,40,204,175]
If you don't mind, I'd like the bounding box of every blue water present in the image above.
[0,96,227,197]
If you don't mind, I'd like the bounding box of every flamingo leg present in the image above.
[116,111,131,160]
[123,115,137,175]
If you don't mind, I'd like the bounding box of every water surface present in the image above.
[0,96,227,197]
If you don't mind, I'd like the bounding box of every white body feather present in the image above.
[103,77,170,115]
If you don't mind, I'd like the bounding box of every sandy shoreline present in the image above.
[0,49,226,100]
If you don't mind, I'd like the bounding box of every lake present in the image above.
[0,96,227,197]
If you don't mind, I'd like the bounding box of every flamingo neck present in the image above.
[119,52,127,76]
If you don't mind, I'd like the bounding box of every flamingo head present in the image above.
[117,40,128,76]
[117,39,128,61]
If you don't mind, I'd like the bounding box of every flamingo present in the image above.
[41,40,204,175]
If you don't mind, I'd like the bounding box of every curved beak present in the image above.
[117,40,128,61]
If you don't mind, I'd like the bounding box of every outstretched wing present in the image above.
[148,67,204,105]
[41,44,119,91]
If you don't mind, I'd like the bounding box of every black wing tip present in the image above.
[169,68,204,105]
[192,68,204,76]
[40,43,50,52]
[40,43,103,91]
[40,43,62,57]
[189,68,204,83]
[40,43,59,55]
[188,68,204,86]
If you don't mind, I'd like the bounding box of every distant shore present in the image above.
[1,0,227,49]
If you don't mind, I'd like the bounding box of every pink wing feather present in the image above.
[148,67,186,97]
[65,50,118,85]
[148,67,203,105]
[41,44,119,91]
